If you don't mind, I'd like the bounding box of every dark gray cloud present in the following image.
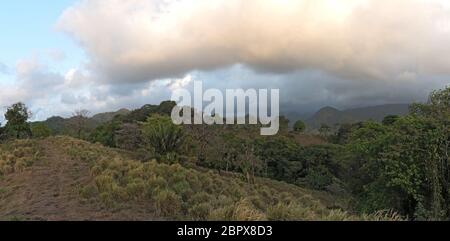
[192,65,448,115]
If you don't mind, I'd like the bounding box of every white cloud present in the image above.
[57,0,450,84]
[167,74,193,91]
[1,55,175,122]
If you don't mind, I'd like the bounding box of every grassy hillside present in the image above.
[0,136,400,221]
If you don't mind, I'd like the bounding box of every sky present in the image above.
[1,0,450,123]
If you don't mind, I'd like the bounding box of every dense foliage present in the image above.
[341,88,449,219]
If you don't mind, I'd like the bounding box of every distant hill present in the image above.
[306,104,410,129]
[36,101,409,133]
[36,101,176,135]
[41,116,66,134]
[38,108,131,135]
[91,108,130,123]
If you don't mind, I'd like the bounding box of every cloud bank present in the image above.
[58,0,450,84]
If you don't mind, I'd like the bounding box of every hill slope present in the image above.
[0,137,398,221]
[0,138,155,220]
[306,104,409,129]
[91,108,130,123]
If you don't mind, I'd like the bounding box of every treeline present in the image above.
[1,87,448,220]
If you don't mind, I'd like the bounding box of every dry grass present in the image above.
[0,139,41,176]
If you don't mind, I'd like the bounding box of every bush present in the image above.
[267,203,312,221]
[231,199,266,221]
[305,166,333,190]
[188,202,213,220]
[80,184,99,200]
[126,179,146,200]
[154,190,182,217]
[31,123,52,138]
[141,115,184,156]
[95,175,115,193]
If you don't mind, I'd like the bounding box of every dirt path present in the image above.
[0,139,155,221]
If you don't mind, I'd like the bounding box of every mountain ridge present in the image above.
[306,104,410,129]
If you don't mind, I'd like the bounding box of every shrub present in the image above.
[31,123,52,138]
[146,176,168,197]
[154,190,182,217]
[305,166,333,190]
[126,179,146,200]
[208,205,235,221]
[267,203,312,221]
[141,115,185,156]
[14,159,27,172]
[80,184,98,199]
[188,202,213,220]
[95,175,115,193]
[100,192,116,209]
[231,199,266,221]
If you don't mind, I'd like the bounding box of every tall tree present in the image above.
[293,120,306,133]
[4,102,32,139]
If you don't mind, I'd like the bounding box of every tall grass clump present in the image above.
[0,139,40,176]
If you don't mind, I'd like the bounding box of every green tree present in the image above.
[4,102,32,139]
[31,123,52,138]
[89,120,121,147]
[142,115,185,156]
[256,136,302,181]
[0,123,5,141]
[318,124,331,136]
[293,120,306,133]
[331,123,355,144]
[410,87,450,121]
[382,115,400,126]
[345,87,450,219]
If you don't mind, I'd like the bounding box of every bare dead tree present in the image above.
[72,109,90,139]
